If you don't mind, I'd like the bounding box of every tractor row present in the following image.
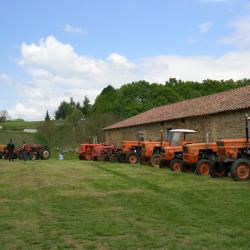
[0,144,50,160]
[79,116,250,181]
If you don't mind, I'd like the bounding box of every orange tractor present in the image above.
[140,140,163,165]
[182,142,217,175]
[209,115,250,181]
[151,129,197,168]
[118,140,143,164]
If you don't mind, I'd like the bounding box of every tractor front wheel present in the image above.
[230,159,250,181]
[127,153,139,164]
[84,154,92,161]
[150,154,162,167]
[195,159,210,175]
[170,159,182,172]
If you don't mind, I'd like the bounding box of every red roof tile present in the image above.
[103,85,250,130]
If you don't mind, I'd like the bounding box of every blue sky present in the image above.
[0,0,250,120]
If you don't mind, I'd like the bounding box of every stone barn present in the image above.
[103,85,250,147]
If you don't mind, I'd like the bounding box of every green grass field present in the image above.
[0,160,249,250]
[2,120,43,131]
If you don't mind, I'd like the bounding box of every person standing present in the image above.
[7,139,15,162]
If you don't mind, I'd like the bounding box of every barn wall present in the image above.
[104,109,250,147]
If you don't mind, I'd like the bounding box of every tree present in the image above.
[82,95,92,116]
[45,110,51,121]
[55,101,75,120]
[0,110,8,123]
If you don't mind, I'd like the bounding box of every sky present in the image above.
[1,0,250,120]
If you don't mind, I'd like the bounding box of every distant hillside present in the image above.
[0,120,44,146]
[2,120,43,131]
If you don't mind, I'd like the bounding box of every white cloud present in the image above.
[220,15,250,48]
[0,73,11,85]
[8,35,250,120]
[63,24,87,35]
[199,22,213,33]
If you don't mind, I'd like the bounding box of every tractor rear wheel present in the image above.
[230,159,250,181]
[209,160,227,178]
[150,154,162,167]
[195,159,210,175]
[109,154,118,162]
[127,153,139,164]
[170,159,182,172]
[40,148,50,160]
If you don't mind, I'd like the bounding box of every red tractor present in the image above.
[95,144,122,162]
[209,115,250,181]
[79,143,121,162]
[17,144,50,160]
[79,143,102,160]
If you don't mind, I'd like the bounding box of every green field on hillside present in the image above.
[0,160,249,249]
[2,120,43,131]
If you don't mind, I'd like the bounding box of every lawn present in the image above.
[0,160,249,250]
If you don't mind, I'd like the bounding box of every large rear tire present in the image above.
[230,159,250,181]
[195,159,210,175]
[40,148,50,160]
[150,154,162,167]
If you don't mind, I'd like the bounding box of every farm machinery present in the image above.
[0,144,8,159]
[79,143,121,162]
[118,131,145,164]
[209,115,250,181]
[150,129,197,168]
[17,144,50,160]
[182,142,217,175]
[0,144,50,160]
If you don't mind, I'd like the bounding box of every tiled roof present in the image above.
[103,85,250,130]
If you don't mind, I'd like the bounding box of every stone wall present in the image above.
[104,109,250,147]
